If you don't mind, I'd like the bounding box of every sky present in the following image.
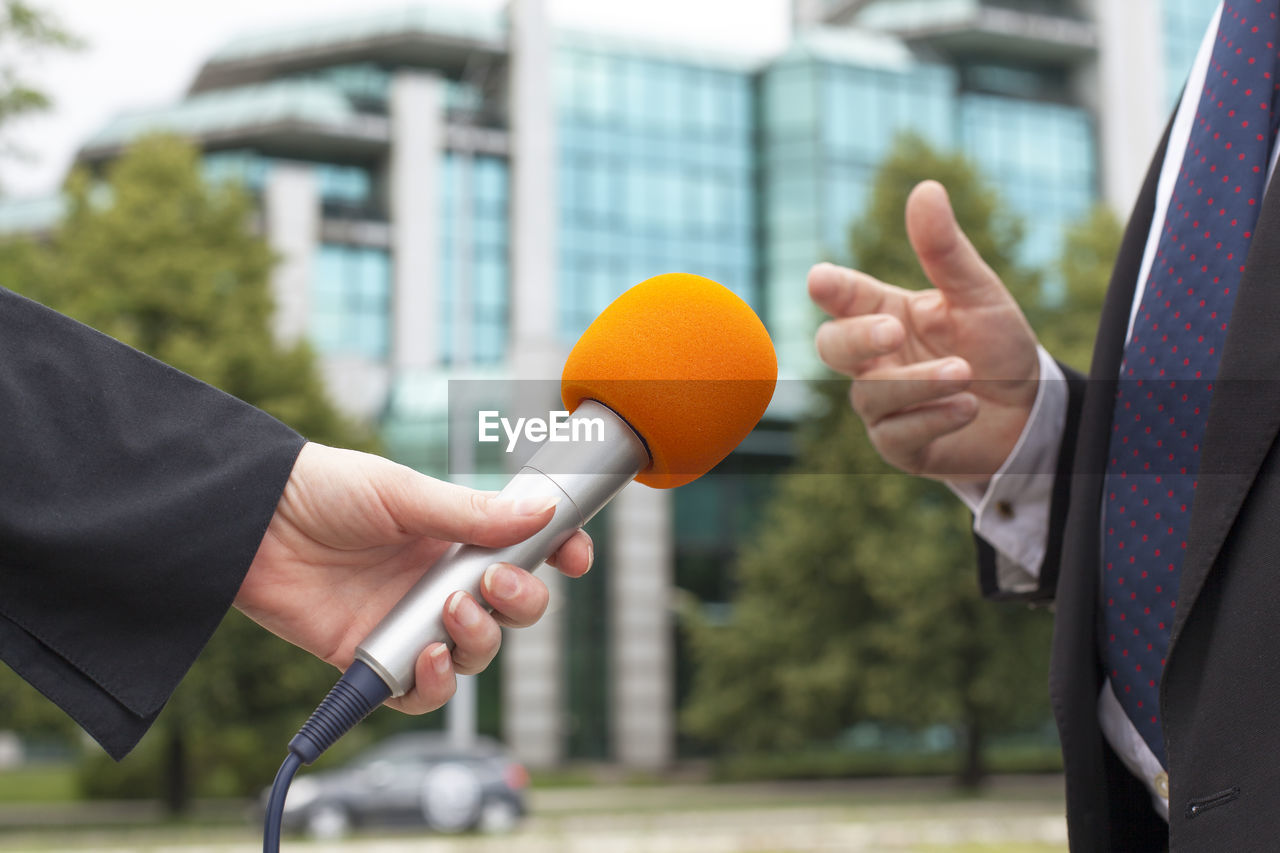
[2,0,792,199]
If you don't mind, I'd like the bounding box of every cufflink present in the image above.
[1154,771,1169,799]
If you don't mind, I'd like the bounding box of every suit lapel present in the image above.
[1170,182,1280,648]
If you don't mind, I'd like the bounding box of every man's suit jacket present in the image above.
[0,288,305,759]
[977,116,1280,850]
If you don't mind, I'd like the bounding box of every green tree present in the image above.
[35,139,369,442]
[682,134,1063,788]
[1033,203,1123,371]
[0,1,80,177]
[0,134,377,812]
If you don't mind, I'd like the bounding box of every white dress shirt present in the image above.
[948,1,1280,821]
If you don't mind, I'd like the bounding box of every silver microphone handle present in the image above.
[354,400,649,697]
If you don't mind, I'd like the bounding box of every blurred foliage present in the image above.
[0,134,378,809]
[76,609,344,802]
[0,763,76,802]
[0,678,78,744]
[682,134,1118,787]
[10,137,376,442]
[709,741,1063,783]
[1034,203,1123,372]
[0,1,81,178]
[842,134,1042,307]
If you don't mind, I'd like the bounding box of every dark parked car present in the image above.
[273,732,530,839]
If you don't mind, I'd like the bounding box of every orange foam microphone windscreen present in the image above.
[561,273,777,489]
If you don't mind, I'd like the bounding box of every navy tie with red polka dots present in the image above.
[1102,1,1280,769]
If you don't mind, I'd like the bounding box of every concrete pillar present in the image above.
[608,483,675,769]
[389,71,444,372]
[791,0,826,29]
[502,570,567,769]
[503,0,568,769]
[1092,0,1166,214]
[508,0,560,372]
[264,164,318,344]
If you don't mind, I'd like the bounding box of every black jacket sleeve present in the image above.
[976,361,1086,604]
[0,287,306,759]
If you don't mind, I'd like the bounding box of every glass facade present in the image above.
[819,61,955,263]
[550,44,757,757]
[439,152,510,366]
[760,52,956,373]
[202,151,375,211]
[202,150,271,191]
[200,151,387,360]
[1161,0,1222,108]
[959,94,1095,297]
[310,243,391,359]
[760,41,1098,367]
[314,162,376,210]
[554,45,757,345]
[281,62,391,111]
[192,25,1101,386]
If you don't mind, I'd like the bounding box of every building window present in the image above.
[555,47,759,344]
[203,151,374,216]
[315,162,374,212]
[311,243,391,359]
[959,93,1095,286]
[440,153,510,365]
[1162,0,1224,109]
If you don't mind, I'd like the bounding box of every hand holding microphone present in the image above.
[356,271,777,697]
[263,273,776,852]
[236,443,594,715]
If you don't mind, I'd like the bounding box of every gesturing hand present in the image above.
[234,442,593,714]
[810,180,1042,483]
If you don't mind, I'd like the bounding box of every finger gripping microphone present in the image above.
[264,273,776,852]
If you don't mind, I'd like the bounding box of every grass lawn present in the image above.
[0,765,76,803]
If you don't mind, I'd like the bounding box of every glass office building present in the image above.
[0,0,1224,767]
[760,32,959,370]
[1162,0,1226,107]
[555,38,757,343]
[439,152,509,365]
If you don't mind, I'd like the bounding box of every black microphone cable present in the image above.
[262,659,392,853]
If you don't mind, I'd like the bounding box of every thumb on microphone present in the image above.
[278,443,565,551]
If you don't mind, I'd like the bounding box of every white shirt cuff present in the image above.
[947,346,1068,590]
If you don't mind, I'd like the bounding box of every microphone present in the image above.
[354,398,646,696]
[357,271,777,695]
[264,273,775,851]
